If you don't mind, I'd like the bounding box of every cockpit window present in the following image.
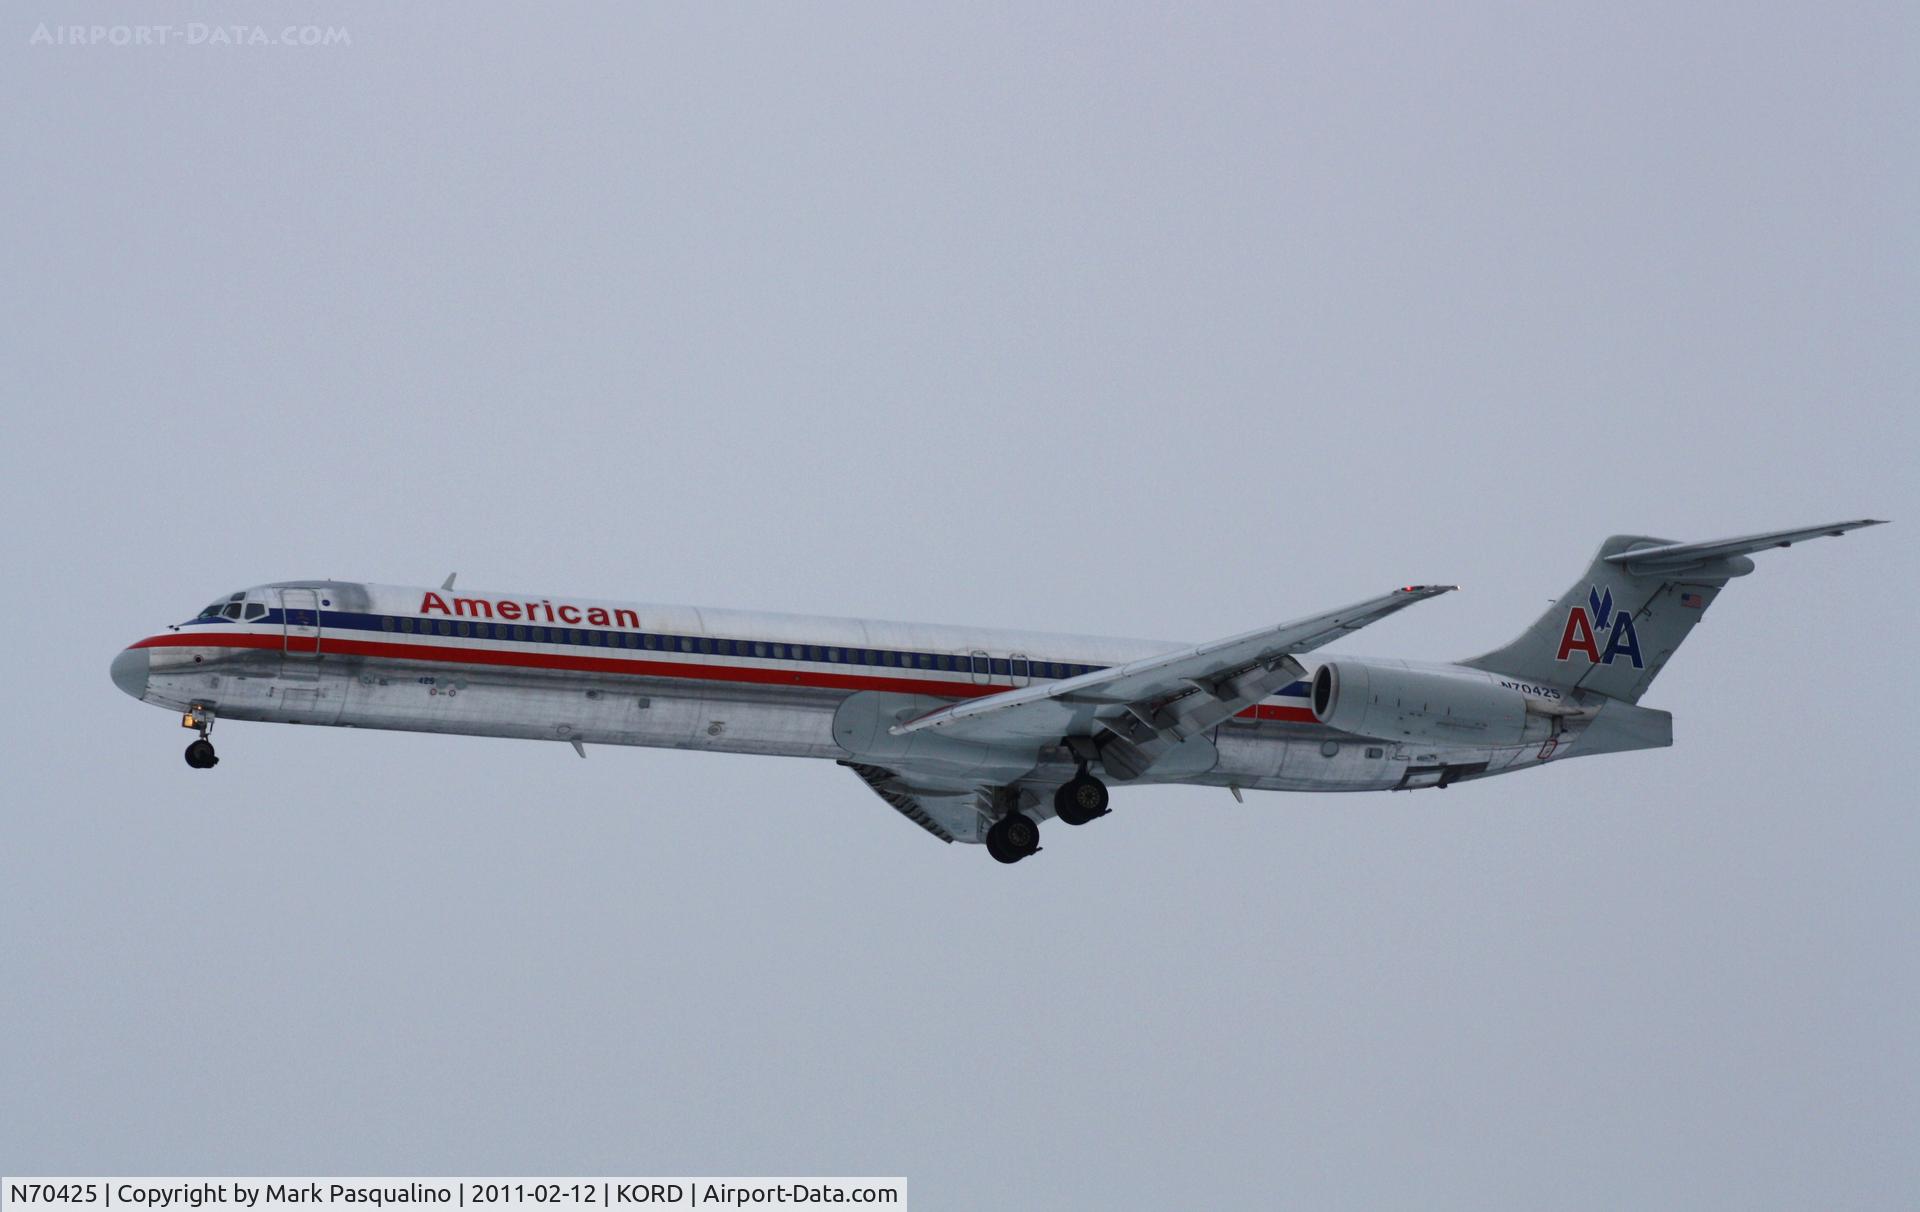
[195,590,250,621]
[243,602,267,621]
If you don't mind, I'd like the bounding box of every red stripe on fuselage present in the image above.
[128,632,1319,723]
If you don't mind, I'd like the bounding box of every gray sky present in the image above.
[3,3,1914,1207]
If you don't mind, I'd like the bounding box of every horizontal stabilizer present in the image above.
[1602,519,1886,575]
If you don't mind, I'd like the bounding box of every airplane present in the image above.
[111,520,1883,863]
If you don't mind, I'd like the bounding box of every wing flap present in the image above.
[838,760,970,843]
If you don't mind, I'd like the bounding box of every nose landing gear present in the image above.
[182,705,219,769]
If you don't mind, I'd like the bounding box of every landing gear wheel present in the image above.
[985,811,1041,864]
[1054,772,1110,826]
[184,738,219,769]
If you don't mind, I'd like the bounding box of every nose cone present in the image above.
[110,647,150,700]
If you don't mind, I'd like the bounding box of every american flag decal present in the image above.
[1680,591,1705,608]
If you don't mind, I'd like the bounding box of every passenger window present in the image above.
[531,627,546,642]
[754,643,768,658]
[382,616,395,631]
[514,625,527,641]
[827,647,841,662]
[400,617,415,632]
[455,621,470,637]
[643,634,657,650]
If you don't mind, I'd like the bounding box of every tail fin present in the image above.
[1464,520,1885,703]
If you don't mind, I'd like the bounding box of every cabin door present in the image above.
[282,587,322,657]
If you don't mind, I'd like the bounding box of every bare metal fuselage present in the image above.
[117,580,1610,800]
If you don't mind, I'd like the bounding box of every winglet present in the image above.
[441,573,457,590]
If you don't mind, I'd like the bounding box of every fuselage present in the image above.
[111,580,1571,794]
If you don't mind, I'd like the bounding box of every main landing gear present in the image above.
[985,768,1113,864]
[182,705,219,769]
[985,811,1041,865]
[1053,768,1110,827]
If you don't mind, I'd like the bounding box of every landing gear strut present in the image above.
[1054,767,1109,826]
[985,811,1041,864]
[182,705,219,769]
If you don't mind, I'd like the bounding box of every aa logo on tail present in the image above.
[1556,586,1643,668]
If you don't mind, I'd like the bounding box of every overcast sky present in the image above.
[2,3,1914,1207]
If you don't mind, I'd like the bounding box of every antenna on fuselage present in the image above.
[441,573,457,590]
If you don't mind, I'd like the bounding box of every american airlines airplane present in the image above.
[111,520,1882,863]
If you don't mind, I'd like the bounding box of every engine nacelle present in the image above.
[1310,658,1557,749]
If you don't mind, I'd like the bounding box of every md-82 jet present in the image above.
[111,521,1883,863]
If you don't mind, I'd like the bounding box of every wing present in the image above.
[889,585,1456,771]
[1601,518,1887,574]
